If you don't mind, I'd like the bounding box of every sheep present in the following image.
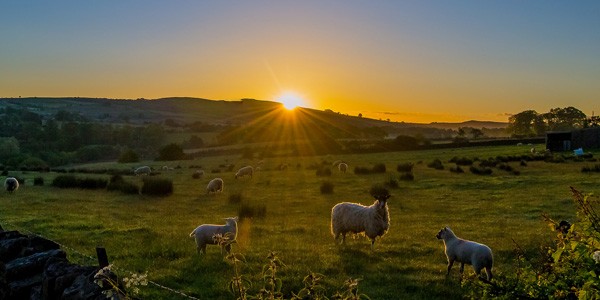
[235,166,253,179]
[134,166,151,176]
[436,226,493,282]
[332,160,343,167]
[206,178,224,194]
[338,162,348,173]
[4,177,19,193]
[530,147,536,154]
[331,191,391,250]
[189,217,238,254]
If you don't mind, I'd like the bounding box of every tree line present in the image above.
[507,106,599,137]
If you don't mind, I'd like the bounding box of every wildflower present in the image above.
[593,250,600,263]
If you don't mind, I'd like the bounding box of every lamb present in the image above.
[235,166,253,179]
[331,188,391,250]
[4,177,19,193]
[436,226,493,281]
[190,217,238,254]
[206,178,224,194]
[338,162,348,173]
[134,166,151,176]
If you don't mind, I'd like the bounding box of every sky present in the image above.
[1,1,599,123]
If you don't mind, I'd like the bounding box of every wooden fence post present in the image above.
[96,247,109,268]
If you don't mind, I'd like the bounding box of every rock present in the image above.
[43,257,99,300]
[0,237,28,263]
[5,249,66,281]
[0,262,7,300]
[7,273,42,299]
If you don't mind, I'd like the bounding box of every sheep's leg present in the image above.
[446,260,454,275]
[459,263,465,274]
[484,267,493,282]
[200,244,207,255]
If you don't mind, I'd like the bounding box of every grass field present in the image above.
[1,144,599,299]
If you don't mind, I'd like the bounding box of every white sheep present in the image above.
[331,194,391,250]
[206,178,224,194]
[4,177,19,193]
[134,166,151,176]
[332,160,343,167]
[189,217,238,254]
[235,166,254,179]
[338,162,348,173]
[436,226,493,281]
[194,169,205,177]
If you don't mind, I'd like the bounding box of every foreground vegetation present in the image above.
[1,145,599,299]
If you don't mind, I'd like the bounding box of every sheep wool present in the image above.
[436,226,493,281]
[190,217,238,254]
[4,177,19,193]
[235,166,254,179]
[206,178,224,194]
[331,195,390,250]
[134,166,151,176]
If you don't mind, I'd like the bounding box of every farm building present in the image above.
[546,127,600,151]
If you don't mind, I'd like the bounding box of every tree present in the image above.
[156,143,186,161]
[542,106,587,131]
[470,128,484,139]
[507,110,539,137]
[118,148,139,163]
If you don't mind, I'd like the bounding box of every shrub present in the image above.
[140,177,173,196]
[469,166,493,175]
[497,163,514,172]
[320,181,334,194]
[396,162,414,172]
[107,175,139,194]
[33,177,44,186]
[427,159,444,170]
[229,193,243,204]
[316,167,332,177]
[353,166,371,175]
[479,159,497,168]
[399,172,414,181]
[372,163,386,173]
[192,172,202,179]
[582,164,600,173]
[156,143,187,161]
[449,165,464,173]
[238,203,267,219]
[52,175,107,189]
[14,177,26,185]
[449,156,473,166]
[520,160,528,167]
[384,176,399,188]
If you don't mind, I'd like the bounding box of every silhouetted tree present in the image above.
[156,143,186,161]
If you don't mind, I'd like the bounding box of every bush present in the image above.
[427,159,444,170]
[107,175,139,194]
[582,164,600,173]
[399,172,414,181]
[497,163,514,172]
[33,177,44,186]
[384,176,399,188]
[372,163,386,173]
[192,172,202,179]
[320,181,334,194]
[229,193,243,204]
[449,165,464,173]
[156,143,187,161]
[52,175,107,189]
[316,167,332,177]
[353,163,386,175]
[238,203,267,219]
[449,156,473,166]
[140,177,173,196]
[396,162,414,172]
[469,166,493,175]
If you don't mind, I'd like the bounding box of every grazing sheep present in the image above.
[530,147,536,154]
[190,217,238,254]
[206,178,224,194]
[195,169,205,176]
[331,193,391,250]
[4,177,19,193]
[436,227,493,281]
[134,166,151,176]
[338,163,348,173]
[235,166,254,179]
[332,160,343,167]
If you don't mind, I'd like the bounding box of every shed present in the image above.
[546,127,600,151]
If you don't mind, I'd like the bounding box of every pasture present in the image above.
[1,144,598,299]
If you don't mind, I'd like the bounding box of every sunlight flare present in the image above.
[277,92,305,110]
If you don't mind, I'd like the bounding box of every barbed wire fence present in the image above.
[1,219,201,300]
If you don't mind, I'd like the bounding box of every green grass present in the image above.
[1,144,598,299]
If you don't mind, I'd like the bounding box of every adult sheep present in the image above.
[4,177,19,193]
[190,217,238,254]
[235,166,253,179]
[436,226,493,282]
[134,166,151,176]
[338,162,348,173]
[206,178,224,194]
[331,187,391,250]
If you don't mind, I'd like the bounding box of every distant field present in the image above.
[1,144,598,299]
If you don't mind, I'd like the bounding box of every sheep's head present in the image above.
[225,216,239,226]
[436,227,452,240]
[369,185,391,209]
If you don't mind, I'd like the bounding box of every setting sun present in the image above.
[277,92,305,110]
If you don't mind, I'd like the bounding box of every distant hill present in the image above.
[0,97,508,130]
